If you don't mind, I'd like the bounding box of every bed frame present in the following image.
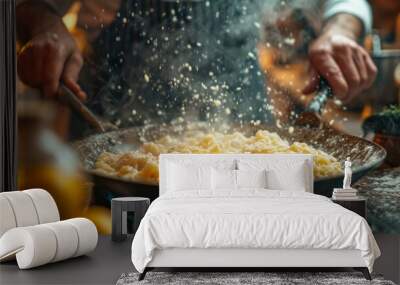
[138,154,371,281]
[139,248,371,280]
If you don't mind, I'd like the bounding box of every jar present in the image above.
[18,101,91,219]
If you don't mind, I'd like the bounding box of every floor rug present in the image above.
[117,271,396,285]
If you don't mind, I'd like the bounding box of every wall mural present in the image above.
[13,0,400,236]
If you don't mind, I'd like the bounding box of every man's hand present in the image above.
[302,14,377,103]
[17,3,86,100]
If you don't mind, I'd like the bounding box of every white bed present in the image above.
[131,154,380,280]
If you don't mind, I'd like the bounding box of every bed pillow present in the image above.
[167,163,212,192]
[238,159,309,192]
[266,162,307,192]
[236,169,267,189]
[212,168,237,190]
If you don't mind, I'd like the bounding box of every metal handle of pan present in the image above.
[306,78,334,114]
[295,78,334,127]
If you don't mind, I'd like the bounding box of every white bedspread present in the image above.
[131,190,380,273]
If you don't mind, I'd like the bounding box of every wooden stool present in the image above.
[111,197,150,242]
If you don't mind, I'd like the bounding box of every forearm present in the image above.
[16,2,67,43]
[322,13,364,41]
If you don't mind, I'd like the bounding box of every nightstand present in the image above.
[332,197,367,218]
[111,197,150,242]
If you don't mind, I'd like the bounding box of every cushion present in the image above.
[65,218,98,257]
[167,162,212,192]
[0,192,39,227]
[0,189,60,238]
[42,221,79,262]
[159,155,239,195]
[0,218,97,269]
[24,189,60,224]
[0,196,17,237]
[266,162,307,191]
[238,159,309,192]
[212,168,237,190]
[236,169,267,189]
[0,225,57,268]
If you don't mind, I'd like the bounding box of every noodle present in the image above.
[95,129,342,183]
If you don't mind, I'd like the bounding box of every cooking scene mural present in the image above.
[16,0,399,235]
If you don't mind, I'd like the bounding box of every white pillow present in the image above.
[266,162,307,191]
[212,168,237,190]
[236,169,267,189]
[167,163,212,192]
[238,159,310,192]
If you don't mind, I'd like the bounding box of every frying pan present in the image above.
[73,123,386,200]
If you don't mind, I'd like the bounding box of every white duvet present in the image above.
[131,190,380,273]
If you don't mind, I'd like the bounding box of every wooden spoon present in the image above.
[58,83,118,132]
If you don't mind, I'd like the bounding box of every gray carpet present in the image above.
[117,272,396,285]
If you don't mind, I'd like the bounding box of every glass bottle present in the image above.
[18,101,91,219]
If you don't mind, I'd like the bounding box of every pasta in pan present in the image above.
[95,129,342,183]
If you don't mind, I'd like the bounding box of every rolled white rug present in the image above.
[0,218,98,269]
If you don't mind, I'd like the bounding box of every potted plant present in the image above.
[363,105,400,166]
